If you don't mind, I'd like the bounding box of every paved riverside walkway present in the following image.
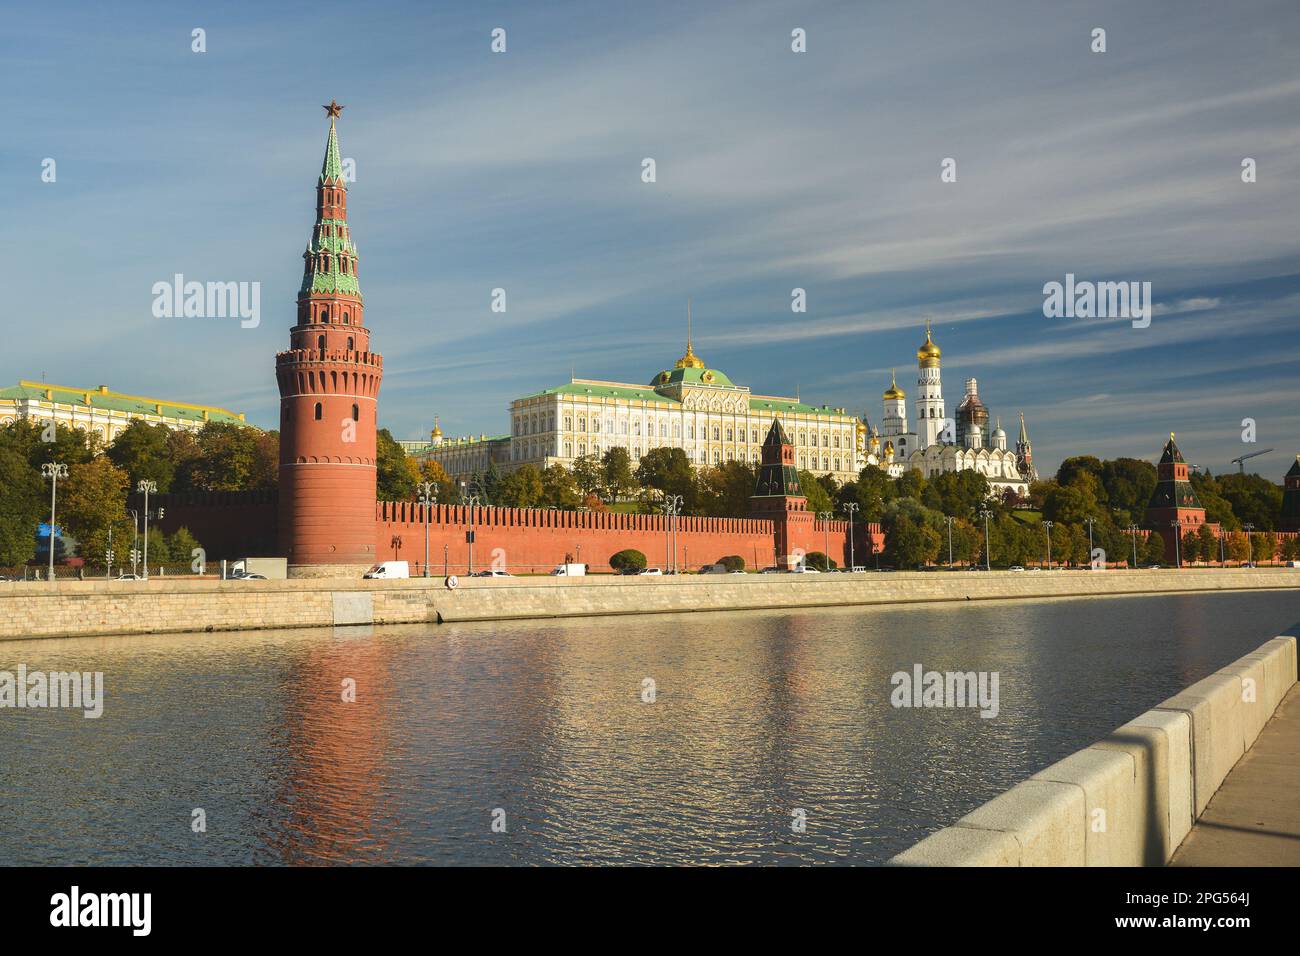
[1170,684,1300,866]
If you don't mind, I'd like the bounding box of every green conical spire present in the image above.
[320,100,345,183]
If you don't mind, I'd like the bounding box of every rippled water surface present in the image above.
[2,591,1298,865]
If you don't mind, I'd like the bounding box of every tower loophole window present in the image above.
[313,402,323,421]
[351,403,359,422]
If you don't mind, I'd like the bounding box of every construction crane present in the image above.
[1230,448,1273,474]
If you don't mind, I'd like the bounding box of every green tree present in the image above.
[609,548,646,572]
[60,458,130,567]
[188,422,278,492]
[1217,473,1283,532]
[697,462,758,518]
[1141,531,1168,566]
[497,464,544,508]
[805,551,837,571]
[846,464,891,522]
[1180,528,1200,564]
[717,554,745,572]
[169,527,202,570]
[635,447,695,504]
[887,515,941,568]
[601,448,635,502]
[539,464,582,509]
[1226,531,1250,564]
[797,469,834,516]
[0,448,43,566]
[1197,524,1220,564]
[571,454,603,499]
[107,420,176,492]
[1098,458,1157,525]
[1057,456,1104,488]
[376,428,417,500]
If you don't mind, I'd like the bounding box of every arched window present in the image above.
[320,307,329,323]
[351,403,359,422]
[347,336,354,350]
[314,402,322,421]
[712,427,720,440]
[342,311,350,324]
[317,334,326,351]
[726,428,733,441]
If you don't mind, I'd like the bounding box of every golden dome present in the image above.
[917,321,941,367]
[431,416,443,439]
[675,340,705,369]
[883,368,906,400]
[883,439,895,459]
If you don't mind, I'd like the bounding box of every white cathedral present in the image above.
[860,322,1037,498]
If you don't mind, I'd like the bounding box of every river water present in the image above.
[2,590,1297,865]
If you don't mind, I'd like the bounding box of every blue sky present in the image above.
[3,0,1298,478]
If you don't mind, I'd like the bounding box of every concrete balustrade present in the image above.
[889,634,1297,866]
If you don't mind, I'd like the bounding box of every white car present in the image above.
[638,568,663,576]
[364,561,410,579]
[471,569,513,577]
[1008,566,1025,572]
[787,566,820,574]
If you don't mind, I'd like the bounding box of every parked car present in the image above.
[470,569,512,577]
[698,564,728,574]
[638,568,663,576]
[551,563,587,576]
[364,561,410,579]
[231,572,268,580]
[116,573,141,580]
[759,567,782,574]
[786,566,820,574]
[618,567,642,576]
[1008,566,1025,572]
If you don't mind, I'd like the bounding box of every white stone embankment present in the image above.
[888,633,1299,866]
[0,567,1297,641]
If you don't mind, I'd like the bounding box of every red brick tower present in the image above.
[275,102,382,575]
[750,419,814,568]
[1143,433,1206,563]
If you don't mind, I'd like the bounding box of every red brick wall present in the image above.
[376,501,884,574]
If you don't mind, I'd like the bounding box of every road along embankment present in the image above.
[888,634,1299,866]
[0,568,1298,641]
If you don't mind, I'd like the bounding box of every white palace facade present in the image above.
[414,320,1037,498]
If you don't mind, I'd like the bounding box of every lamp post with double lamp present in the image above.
[1084,517,1098,569]
[40,462,68,582]
[1126,524,1139,569]
[842,502,859,571]
[1243,523,1254,567]
[417,482,436,577]
[1042,519,1053,570]
[463,493,480,574]
[137,479,157,580]
[818,512,834,570]
[1171,519,1183,568]
[979,509,993,570]
[664,494,683,573]
[943,515,954,569]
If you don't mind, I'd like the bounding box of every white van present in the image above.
[551,563,586,576]
[364,561,409,579]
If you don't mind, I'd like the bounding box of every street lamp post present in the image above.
[1126,523,1139,569]
[944,516,955,569]
[1043,519,1053,570]
[662,495,682,572]
[818,511,833,569]
[979,509,993,570]
[1243,523,1254,567]
[137,479,157,580]
[1084,517,1097,569]
[40,463,68,582]
[1171,519,1183,568]
[842,502,859,571]
[417,482,436,577]
[464,494,480,574]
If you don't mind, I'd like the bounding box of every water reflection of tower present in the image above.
[263,631,392,864]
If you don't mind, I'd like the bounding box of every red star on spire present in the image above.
[323,100,344,119]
